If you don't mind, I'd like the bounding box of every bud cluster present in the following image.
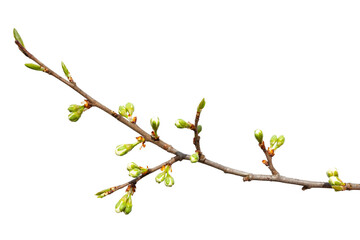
[254,130,285,156]
[326,168,345,191]
[127,162,148,178]
[118,102,136,123]
[115,186,135,215]
[68,104,85,122]
[155,165,175,187]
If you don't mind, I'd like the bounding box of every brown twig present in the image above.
[193,109,204,161]
[15,39,360,193]
[103,155,184,196]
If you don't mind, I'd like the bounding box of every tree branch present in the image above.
[15,37,360,201]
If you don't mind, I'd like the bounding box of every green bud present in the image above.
[25,63,43,71]
[95,188,111,198]
[164,174,175,187]
[197,98,206,112]
[326,168,339,178]
[140,167,148,174]
[118,106,128,118]
[124,195,132,215]
[127,162,139,171]
[155,172,166,183]
[331,185,344,191]
[254,129,263,144]
[190,153,199,163]
[270,135,277,148]
[274,135,285,150]
[115,194,128,213]
[197,125,202,134]
[150,117,160,132]
[328,176,345,192]
[115,144,136,156]
[129,168,142,178]
[67,105,84,122]
[68,111,82,122]
[13,28,25,47]
[328,176,344,186]
[175,119,190,129]
[61,61,71,79]
[68,104,84,112]
[125,102,135,117]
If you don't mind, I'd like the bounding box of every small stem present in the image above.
[260,142,279,176]
[102,155,184,196]
[193,111,204,161]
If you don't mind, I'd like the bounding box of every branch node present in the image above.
[111,111,118,118]
[243,175,252,182]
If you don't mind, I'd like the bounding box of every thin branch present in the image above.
[259,141,279,176]
[202,158,360,190]
[15,39,360,192]
[193,108,204,161]
[102,155,185,196]
[15,40,181,156]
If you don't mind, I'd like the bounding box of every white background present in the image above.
[1,1,360,239]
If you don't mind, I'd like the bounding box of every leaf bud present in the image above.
[175,119,190,129]
[155,172,166,183]
[197,98,206,112]
[165,174,175,187]
[95,188,111,198]
[13,28,25,47]
[190,153,199,163]
[115,144,136,156]
[118,106,128,118]
[254,129,263,144]
[61,61,72,80]
[68,104,84,112]
[197,125,202,134]
[274,135,285,150]
[68,111,82,122]
[129,168,142,178]
[328,176,344,186]
[124,195,133,215]
[270,135,277,148]
[125,102,135,117]
[140,167,148,174]
[25,63,43,71]
[326,168,339,178]
[115,194,129,213]
[150,117,160,132]
[127,162,139,171]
